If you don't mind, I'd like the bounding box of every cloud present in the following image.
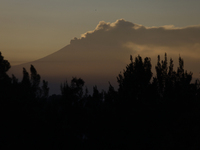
[71,19,200,54]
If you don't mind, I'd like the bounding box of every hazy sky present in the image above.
[1,0,200,65]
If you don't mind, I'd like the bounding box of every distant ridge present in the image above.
[8,44,127,95]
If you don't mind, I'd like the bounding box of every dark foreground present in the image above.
[1,52,200,149]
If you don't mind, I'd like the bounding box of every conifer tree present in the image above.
[117,55,152,102]
[0,52,11,100]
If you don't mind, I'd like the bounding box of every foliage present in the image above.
[1,51,200,149]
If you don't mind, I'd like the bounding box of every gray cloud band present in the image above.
[70,19,200,48]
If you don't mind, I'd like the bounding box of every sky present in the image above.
[1,0,200,66]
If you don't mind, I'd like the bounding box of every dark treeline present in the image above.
[1,52,200,149]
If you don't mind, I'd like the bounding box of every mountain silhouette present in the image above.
[8,43,127,94]
[8,19,200,95]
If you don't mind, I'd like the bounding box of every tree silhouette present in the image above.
[117,55,152,104]
[61,77,85,107]
[0,52,11,75]
[41,80,49,99]
[104,82,118,105]
[153,53,193,106]
[30,65,41,97]
[0,52,11,101]
[18,65,49,101]
[1,50,200,149]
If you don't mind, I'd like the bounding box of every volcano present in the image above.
[7,19,200,94]
[8,42,127,95]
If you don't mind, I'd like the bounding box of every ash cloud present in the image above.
[70,19,200,55]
